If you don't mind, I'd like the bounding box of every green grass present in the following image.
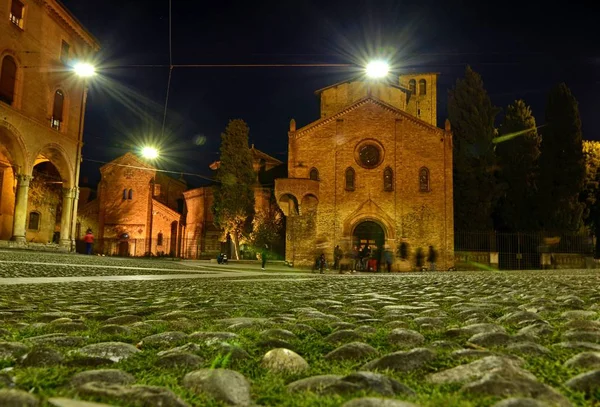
[0,269,599,406]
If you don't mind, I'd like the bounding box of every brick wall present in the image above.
[277,91,454,269]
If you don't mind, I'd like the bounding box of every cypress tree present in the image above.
[212,119,256,259]
[448,66,500,231]
[494,100,541,231]
[538,83,585,232]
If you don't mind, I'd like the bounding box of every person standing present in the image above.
[261,244,268,270]
[384,246,393,273]
[84,229,94,255]
[352,245,360,272]
[318,253,326,274]
[427,245,437,271]
[333,245,342,271]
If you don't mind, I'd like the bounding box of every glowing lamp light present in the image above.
[141,146,159,159]
[73,62,96,77]
[366,60,390,79]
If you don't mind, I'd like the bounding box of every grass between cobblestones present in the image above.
[1,255,600,406]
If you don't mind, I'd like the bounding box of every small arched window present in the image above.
[408,79,416,94]
[28,211,40,230]
[419,167,430,192]
[157,232,164,246]
[51,90,64,130]
[383,167,393,191]
[128,189,133,200]
[419,79,427,95]
[122,189,127,200]
[309,168,319,181]
[345,167,355,191]
[0,56,17,105]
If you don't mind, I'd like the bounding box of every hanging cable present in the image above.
[160,0,173,139]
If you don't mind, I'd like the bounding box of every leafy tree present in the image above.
[250,198,284,250]
[538,83,585,232]
[494,100,541,231]
[212,119,256,259]
[448,66,500,231]
[581,141,600,257]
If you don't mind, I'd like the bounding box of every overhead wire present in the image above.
[160,0,173,139]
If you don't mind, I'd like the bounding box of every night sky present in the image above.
[60,0,599,188]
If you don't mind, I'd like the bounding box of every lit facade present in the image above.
[275,74,455,269]
[0,0,99,248]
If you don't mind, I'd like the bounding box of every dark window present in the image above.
[157,232,164,246]
[419,167,430,192]
[345,167,355,191]
[309,168,319,181]
[384,167,393,191]
[408,79,416,94]
[122,189,127,200]
[28,211,40,230]
[0,56,17,105]
[10,0,24,28]
[128,189,133,200]
[419,79,427,95]
[60,41,70,64]
[51,90,64,130]
[177,198,184,213]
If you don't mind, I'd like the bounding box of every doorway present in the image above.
[118,240,129,256]
[353,221,385,250]
[353,221,385,271]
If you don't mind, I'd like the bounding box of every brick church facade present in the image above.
[77,153,186,256]
[275,73,454,270]
[78,147,282,258]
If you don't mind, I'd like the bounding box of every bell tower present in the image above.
[399,73,438,126]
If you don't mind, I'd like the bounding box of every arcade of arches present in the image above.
[0,126,77,247]
[275,74,454,270]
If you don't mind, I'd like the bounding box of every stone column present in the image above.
[69,187,79,250]
[59,187,75,247]
[10,174,33,243]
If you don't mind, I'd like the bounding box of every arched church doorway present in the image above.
[353,221,385,271]
[353,221,385,250]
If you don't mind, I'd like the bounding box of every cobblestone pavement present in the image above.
[0,250,600,406]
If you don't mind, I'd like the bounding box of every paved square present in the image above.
[0,250,599,406]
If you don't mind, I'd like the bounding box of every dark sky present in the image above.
[61,0,600,188]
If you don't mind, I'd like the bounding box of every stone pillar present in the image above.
[69,187,80,250]
[10,174,33,243]
[59,187,75,247]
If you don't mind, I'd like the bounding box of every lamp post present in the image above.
[69,62,95,251]
[140,146,160,256]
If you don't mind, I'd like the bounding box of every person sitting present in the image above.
[217,253,226,264]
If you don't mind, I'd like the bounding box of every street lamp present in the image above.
[73,62,96,78]
[365,60,390,79]
[141,146,159,160]
[69,62,96,251]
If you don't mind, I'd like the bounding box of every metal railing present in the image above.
[77,238,236,260]
[455,231,594,270]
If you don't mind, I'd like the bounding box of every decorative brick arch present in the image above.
[342,199,396,240]
[0,120,28,172]
[346,215,395,241]
[301,193,318,214]
[277,193,299,217]
[31,143,74,188]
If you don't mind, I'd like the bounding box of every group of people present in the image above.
[312,243,438,273]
